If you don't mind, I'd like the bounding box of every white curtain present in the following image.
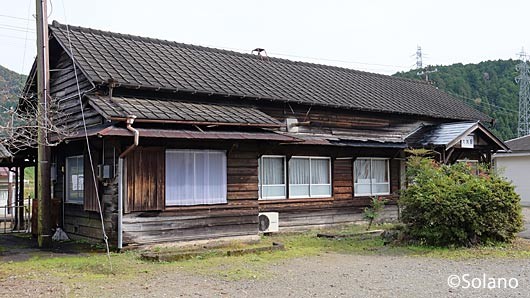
[354,158,389,195]
[354,159,370,183]
[166,150,227,206]
[371,159,388,183]
[289,158,310,197]
[371,159,389,194]
[310,158,331,196]
[262,157,284,185]
[311,159,329,184]
[260,157,285,198]
[354,159,371,195]
[289,157,331,197]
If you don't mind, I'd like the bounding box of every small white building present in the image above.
[494,135,530,206]
[0,167,15,216]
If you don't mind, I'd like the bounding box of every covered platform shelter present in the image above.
[405,121,509,164]
[0,144,36,233]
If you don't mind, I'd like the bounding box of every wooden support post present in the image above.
[18,166,25,230]
[12,168,18,225]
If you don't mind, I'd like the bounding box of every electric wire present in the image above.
[60,0,113,271]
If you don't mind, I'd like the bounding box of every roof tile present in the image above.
[87,95,281,127]
[52,21,491,122]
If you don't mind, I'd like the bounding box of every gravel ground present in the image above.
[110,253,530,298]
[4,253,526,298]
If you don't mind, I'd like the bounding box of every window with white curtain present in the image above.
[66,155,84,204]
[289,157,331,198]
[354,158,390,196]
[258,156,286,199]
[165,150,227,206]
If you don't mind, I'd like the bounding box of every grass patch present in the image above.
[1,223,530,287]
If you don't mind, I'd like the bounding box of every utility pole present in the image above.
[36,0,52,248]
[516,48,530,137]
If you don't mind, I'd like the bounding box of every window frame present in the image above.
[65,155,84,204]
[354,157,390,197]
[288,156,332,199]
[258,155,287,200]
[165,149,227,206]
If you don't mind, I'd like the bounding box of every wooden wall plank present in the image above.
[126,147,165,212]
[83,148,100,212]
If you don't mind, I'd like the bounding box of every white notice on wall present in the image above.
[71,175,84,191]
[461,135,474,148]
[72,175,79,190]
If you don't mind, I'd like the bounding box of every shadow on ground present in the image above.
[0,233,102,262]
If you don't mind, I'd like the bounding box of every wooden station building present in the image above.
[12,21,508,247]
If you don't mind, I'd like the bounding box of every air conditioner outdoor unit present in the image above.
[258,212,279,233]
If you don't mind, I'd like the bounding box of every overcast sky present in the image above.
[1,0,530,76]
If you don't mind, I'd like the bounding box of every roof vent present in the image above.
[252,48,269,61]
[286,118,299,133]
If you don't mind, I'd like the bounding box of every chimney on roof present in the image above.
[252,48,269,61]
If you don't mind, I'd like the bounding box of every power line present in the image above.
[61,0,112,270]
[268,52,409,69]
[0,25,35,34]
[445,90,518,114]
[200,43,410,70]
[0,14,32,21]
[20,0,33,89]
[0,34,35,41]
[0,23,35,32]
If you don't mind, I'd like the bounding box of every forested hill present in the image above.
[394,60,519,141]
[0,64,26,110]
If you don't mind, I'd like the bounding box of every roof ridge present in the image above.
[505,134,530,143]
[49,21,429,85]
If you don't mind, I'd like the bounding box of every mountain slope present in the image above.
[394,60,519,141]
[0,64,26,109]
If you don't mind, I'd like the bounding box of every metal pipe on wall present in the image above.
[117,116,139,250]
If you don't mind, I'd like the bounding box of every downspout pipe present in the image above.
[117,115,139,250]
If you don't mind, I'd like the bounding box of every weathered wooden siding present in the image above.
[333,158,353,201]
[275,206,399,231]
[120,139,403,245]
[121,147,259,246]
[125,147,165,212]
[83,149,100,212]
[48,46,102,129]
[258,154,401,231]
[260,104,435,140]
[56,139,118,243]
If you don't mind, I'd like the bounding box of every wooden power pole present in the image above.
[36,0,52,248]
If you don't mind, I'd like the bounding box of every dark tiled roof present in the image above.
[87,95,281,126]
[505,135,530,151]
[406,121,478,147]
[50,21,491,122]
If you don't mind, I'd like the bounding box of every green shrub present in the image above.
[399,153,523,247]
[363,196,387,230]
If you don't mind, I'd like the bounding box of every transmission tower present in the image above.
[516,48,530,137]
[415,46,437,81]
[416,46,423,70]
